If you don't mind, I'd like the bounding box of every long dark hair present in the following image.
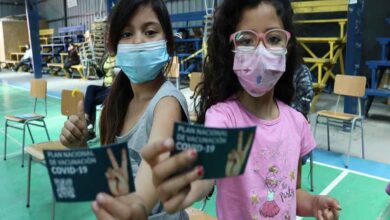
[195,0,301,123]
[100,0,174,144]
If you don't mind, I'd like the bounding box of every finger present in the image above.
[69,115,88,137]
[158,166,203,201]
[60,134,71,146]
[327,197,341,210]
[322,209,333,220]
[243,133,254,156]
[121,149,129,180]
[77,100,86,121]
[96,193,134,219]
[92,201,116,220]
[107,148,120,170]
[163,186,191,214]
[65,119,84,138]
[141,138,174,167]
[317,210,325,220]
[106,169,119,196]
[331,207,340,220]
[237,131,243,151]
[111,169,127,183]
[61,126,78,143]
[152,149,197,186]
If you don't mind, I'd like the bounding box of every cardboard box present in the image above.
[190,72,203,91]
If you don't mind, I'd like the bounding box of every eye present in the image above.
[120,32,132,39]
[268,36,282,45]
[145,30,158,37]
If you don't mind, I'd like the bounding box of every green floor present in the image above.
[0,83,389,220]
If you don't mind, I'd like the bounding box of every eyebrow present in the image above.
[125,21,161,30]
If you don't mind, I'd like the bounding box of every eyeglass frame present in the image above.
[229,29,292,50]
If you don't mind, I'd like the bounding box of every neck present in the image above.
[237,89,279,120]
[131,75,165,101]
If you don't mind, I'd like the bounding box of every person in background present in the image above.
[13,44,32,72]
[292,64,314,119]
[292,64,315,165]
[63,43,80,78]
[84,52,116,141]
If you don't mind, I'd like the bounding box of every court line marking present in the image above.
[0,151,22,159]
[319,170,349,195]
[314,161,390,182]
[1,83,61,100]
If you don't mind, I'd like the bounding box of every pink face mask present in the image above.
[233,44,287,97]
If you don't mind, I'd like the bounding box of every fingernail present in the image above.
[188,149,197,159]
[196,166,204,177]
[92,201,99,211]
[163,138,174,149]
[96,193,105,202]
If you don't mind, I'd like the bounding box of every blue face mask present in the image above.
[116,40,169,84]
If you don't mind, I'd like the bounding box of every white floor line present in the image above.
[0,128,23,145]
[4,83,61,99]
[0,151,22,159]
[319,170,349,195]
[314,161,390,182]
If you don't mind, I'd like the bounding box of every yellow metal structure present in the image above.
[293,0,349,111]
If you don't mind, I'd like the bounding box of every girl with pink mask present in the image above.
[141,0,341,219]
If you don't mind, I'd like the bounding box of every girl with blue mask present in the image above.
[60,1,189,220]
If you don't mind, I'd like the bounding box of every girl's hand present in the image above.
[141,138,204,213]
[312,195,341,220]
[92,193,147,220]
[60,101,88,148]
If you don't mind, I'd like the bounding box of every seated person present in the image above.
[63,43,80,78]
[84,52,116,140]
[292,64,315,164]
[13,44,32,72]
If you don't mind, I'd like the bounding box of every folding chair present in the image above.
[25,90,84,220]
[313,75,366,168]
[3,79,50,167]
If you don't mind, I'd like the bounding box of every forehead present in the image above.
[126,5,160,27]
[236,3,284,32]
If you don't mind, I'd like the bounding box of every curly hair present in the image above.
[194,0,301,124]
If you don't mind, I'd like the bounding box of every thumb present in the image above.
[77,100,86,121]
[327,197,341,210]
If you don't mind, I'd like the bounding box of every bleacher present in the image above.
[364,17,390,115]
[292,0,349,111]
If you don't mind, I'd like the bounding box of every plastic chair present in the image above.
[3,79,50,167]
[313,75,367,168]
[25,89,84,220]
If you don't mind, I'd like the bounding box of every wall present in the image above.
[0,20,29,62]
[37,0,223,31]
[0,3,25,18]
[38,0,107,32]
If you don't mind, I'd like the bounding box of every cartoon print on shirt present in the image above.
[260,166,281,217]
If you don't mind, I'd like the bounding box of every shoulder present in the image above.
[153,81,189,118]
[205,98,238,127]
[278,100,307,126]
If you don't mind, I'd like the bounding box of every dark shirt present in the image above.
[68,49,80,64]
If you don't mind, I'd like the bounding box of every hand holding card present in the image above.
[172,122,256,179]
[44,143,135,202]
